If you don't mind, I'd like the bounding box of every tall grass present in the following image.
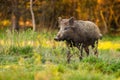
[0,29,120,80]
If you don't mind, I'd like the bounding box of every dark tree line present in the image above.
[0,0,120,34]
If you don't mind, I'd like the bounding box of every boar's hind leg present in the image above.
[77,44,83,60]
[84,46,89,56]
[92,40,98,57]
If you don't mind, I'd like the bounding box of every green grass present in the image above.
[0,29,120,80]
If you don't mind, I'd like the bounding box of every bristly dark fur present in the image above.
[54,17,102,63]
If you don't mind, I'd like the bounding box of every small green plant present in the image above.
[117,48,120,52]
[58,64,65,73]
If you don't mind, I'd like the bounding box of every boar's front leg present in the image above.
[94,40,98,57]
[66,42,73,63]
[67,50,71,63]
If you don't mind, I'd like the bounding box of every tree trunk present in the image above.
[100,10,108,34]
[30,0,36,31]
[11,0,20,31]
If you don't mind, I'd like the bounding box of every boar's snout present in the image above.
[54,36,59,41]
[54,36,64,41]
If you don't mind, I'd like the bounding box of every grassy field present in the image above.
[0,29,120,80]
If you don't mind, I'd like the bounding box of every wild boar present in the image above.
[54,17,102,63]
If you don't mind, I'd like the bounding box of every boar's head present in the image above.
[54,17,76,41]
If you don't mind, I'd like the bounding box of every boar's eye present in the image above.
[64,27,69,30]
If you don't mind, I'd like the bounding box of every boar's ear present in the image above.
[69,17,74,25]
[58,17,62,22]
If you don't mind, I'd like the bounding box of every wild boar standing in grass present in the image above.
[54,17,102,63]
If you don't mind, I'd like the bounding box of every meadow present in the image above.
[0,29,120,80]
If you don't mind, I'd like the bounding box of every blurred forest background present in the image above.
[0,1,120,79]
[0,0,120,34]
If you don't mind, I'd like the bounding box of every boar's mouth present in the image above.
[54,37,65,41]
